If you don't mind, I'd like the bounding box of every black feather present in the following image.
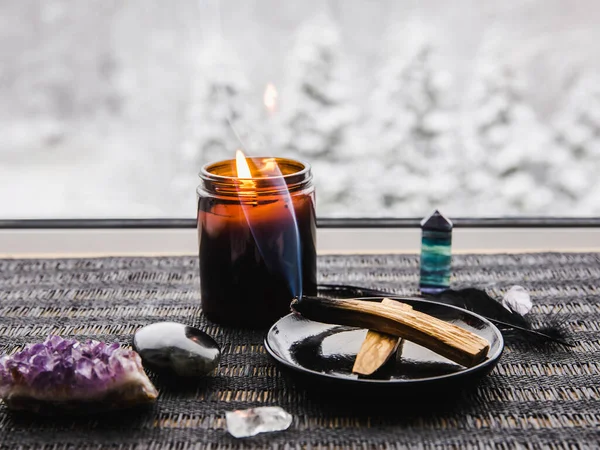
[317,284,574,347]
[426,288,573,346]
[425,288,530,329]
[319,284,529,328]
[514,304,574,348]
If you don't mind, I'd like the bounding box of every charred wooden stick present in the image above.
[352,299,413,376]
[291,296,490,368]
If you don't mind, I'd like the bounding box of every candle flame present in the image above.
[235,149,252,179]
[233,150,303,300]
[263,83,278,114]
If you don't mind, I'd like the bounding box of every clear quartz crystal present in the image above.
[226,406,293,438]
[502,285,533,316]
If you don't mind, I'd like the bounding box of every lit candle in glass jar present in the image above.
[196,151,317,327]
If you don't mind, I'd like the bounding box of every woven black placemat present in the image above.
[0,253,598,449]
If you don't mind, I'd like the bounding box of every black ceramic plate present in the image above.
[265,297,504,394]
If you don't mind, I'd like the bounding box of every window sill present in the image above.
[0,219,599,257]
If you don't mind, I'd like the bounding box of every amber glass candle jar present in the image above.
[197,155,317,327]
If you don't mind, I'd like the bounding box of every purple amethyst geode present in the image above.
[0,335,158,414]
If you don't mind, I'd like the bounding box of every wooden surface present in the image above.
[2,228,600,257]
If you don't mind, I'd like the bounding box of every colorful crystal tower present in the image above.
[419,210,453,294]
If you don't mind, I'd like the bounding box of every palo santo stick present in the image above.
[291,296,490,368]
[352,299,412,376]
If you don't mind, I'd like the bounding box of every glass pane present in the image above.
[1,0,599,218]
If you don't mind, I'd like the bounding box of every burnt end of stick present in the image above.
[289,295,320,318]
[292,296,379,331]
[291,296,337,324]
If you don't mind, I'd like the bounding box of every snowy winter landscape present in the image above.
[2,0,600,218]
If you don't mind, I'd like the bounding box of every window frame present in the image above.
[1,218,600,229]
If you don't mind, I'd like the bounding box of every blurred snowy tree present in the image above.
[278,13,357,161]
[460,50,569,215]
[553,72,600,213]
[359,32,457,216]
[172,43,260,213]
[277,13,359,215]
